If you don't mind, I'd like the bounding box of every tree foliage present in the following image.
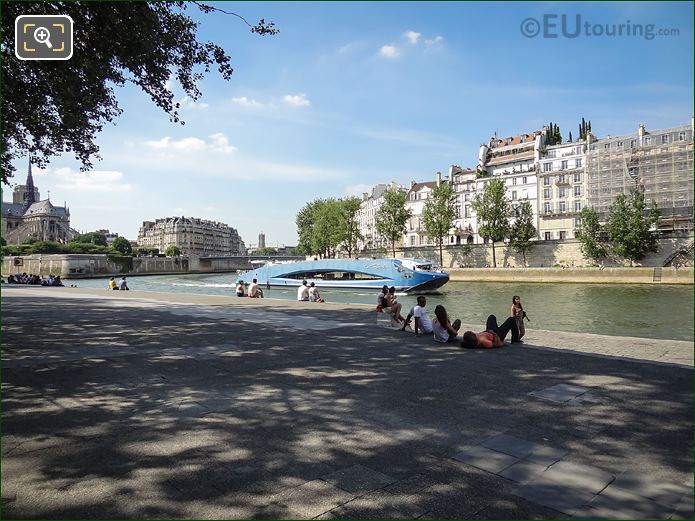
[375,188,411,258]
[606,190,660,265]
[576,207,609,263]
[1,1,277,184]
[545,122,562,146]
[509,201,537,266]
[71,232,108,246]
[295,197,364,258]
[253,247,277,256]
[165,245,182,257]
[341,196,363,258]
[111,236,132,255]
[578,117,592,141]
[422,182,456,266]
[471,178,510,267]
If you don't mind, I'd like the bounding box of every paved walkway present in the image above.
[2,288,692,519]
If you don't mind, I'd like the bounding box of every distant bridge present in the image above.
[195,255,305,272]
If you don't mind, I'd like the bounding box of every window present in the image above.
[574,173,581,183]
[575,158,582,168]
[543,177,551,186]
[661,135,669,144]
[544,202,551,214]
[679,131,686,141]
[617,141,623,147]
[511,191,517,200]
[522,176,527,184]
[409,236,416,246]
[558,174,565,184]
[604,143,610,150]
[543,188,551,199]
[559,187,566,198]
[512,177,517,185]
[574,217,582,227]
[544,232,551,241]
[559,201,566,213]
[574,186,581,196]
[630,139,637,147]
[464,206,470,218]
[561,160,568,170]
[575,200,582,212]
[644,136,651,145]
[559,231,566,240]
[464,193,469,202]
[543,162,553,172]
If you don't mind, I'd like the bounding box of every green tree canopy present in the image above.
[296,199,321,256]
[1,2,277,183]
[471,177,510,267]
[340,196,363,258]
[576,207,609,263]
[422,181,457,266]
[312,199,345,258]
[375,188,410,258]
[606,189,660,265]
[111,236,133,255]
[509,201,537,266]
[254,247,277,256]
[71,232,108,246]
[165,245,182,257]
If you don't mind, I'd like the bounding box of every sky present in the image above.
[10,1,694,246]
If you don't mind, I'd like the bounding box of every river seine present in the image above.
[72,273,693,342]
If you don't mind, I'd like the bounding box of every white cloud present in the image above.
[344,184,373,197]
[425,35,445,50]
[231,96,265,108]
[404,30,421,44]
[144,134,236,154]
[208,133,238,154]
[53,168,133,192]
[178,96,209,110]
[378,44,399,59]
[283,94,311,107]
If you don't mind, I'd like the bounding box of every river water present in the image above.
[72,273,693,342]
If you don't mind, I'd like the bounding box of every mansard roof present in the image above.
[24,199,68,217]
[1,202,25,217]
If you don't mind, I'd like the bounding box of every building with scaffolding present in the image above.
[585,120,694,232]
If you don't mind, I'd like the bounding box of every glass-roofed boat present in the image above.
[241,258,449,293]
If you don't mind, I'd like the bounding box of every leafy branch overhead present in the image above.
[0,1,278,184]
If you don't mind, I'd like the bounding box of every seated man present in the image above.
[308,282,324,303]
[297,280,310,301]
[412,296,433,336]
[247,278,264,298]
[376,285,389,311]
[460,314,521,349]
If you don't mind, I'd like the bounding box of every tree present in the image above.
[471,177,510,267]
[296,200,320,256]
[576,207,609,263]
[312,199,345,258]
[72,232,108,246]
[509,201,537,266]
[422,181,456,266]
[375,188,411,258]
[340,196,363,258]
[1,2,277,184]
[165,245,182,257]
[606,190,660,265]
[111,236,132,255]
[568,131,573,143]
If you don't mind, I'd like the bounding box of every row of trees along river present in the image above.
[295,181,661,268]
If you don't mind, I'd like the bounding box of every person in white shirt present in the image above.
[412,296,433,335]
[432,305,462,343]
[308,282,325,303]
[247,278,264,298]
[297,280,310,301]
[119,276,129,291]
[235,280,245,297]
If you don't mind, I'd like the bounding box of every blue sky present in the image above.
[14,1,694,246]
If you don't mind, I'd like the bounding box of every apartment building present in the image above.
[138,216,245,257]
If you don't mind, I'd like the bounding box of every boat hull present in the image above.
[241,258,448,293]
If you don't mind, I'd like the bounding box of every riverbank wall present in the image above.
[447,266,693,284]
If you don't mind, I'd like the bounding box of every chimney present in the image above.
[411,180,416,188]
[436,172,441,187]
[638,122,646,138]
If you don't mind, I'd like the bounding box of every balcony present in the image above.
[555,177,570,186]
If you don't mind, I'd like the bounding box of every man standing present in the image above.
[460,314,520,349]
[297,280,310,301]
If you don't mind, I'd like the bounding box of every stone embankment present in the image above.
[447,266,693,284]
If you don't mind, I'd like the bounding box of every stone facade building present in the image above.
[355,182,404,251]
[137,216,245,257]
[1,163,74,244]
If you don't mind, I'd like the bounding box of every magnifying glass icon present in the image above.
[33,26,53,49]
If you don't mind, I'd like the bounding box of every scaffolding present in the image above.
[586,125,694,231]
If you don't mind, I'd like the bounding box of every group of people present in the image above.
[236,278,265,298]
[7,272,64,286]
[377,285,530,349]
[235,278,326,303]
[107,276,129,290]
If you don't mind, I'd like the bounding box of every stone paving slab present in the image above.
[451,445,520,474]
[322,464,396,494]
[528,384,591,403]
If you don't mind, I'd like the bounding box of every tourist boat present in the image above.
[241,258,449,292]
